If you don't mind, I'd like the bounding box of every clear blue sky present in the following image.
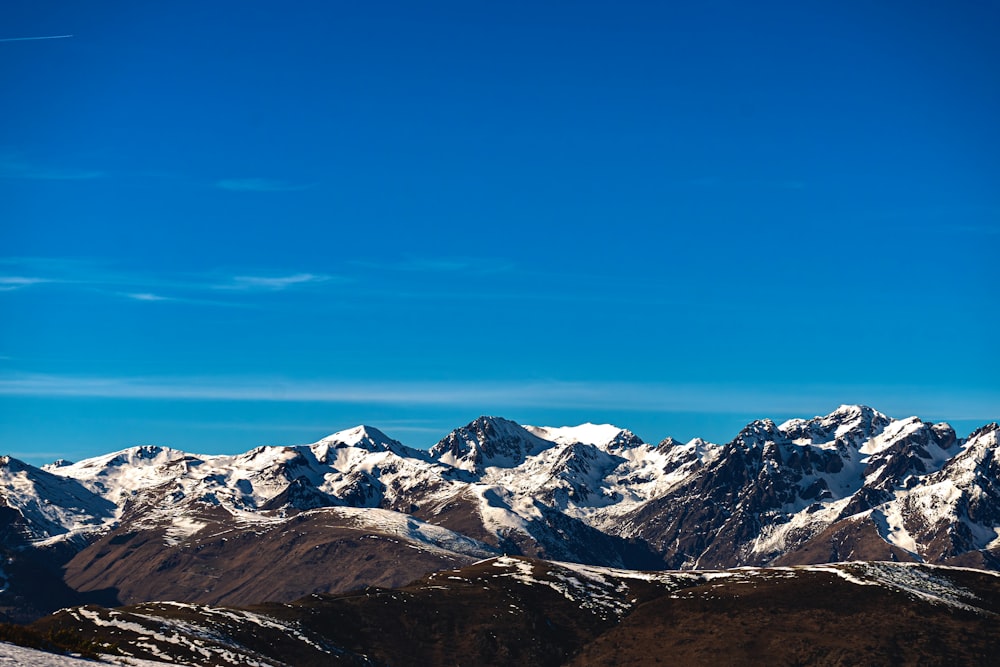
[2,1,998,465]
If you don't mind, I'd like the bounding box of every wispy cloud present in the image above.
[1,373,996,425]
[216,273,339,291]
[0,276,49,291]
[0,156,103,181]
[0,258,345,303]
[0,34,73,43]
[216,178,313,193]
[0,374,644,408]
[116,291,256,309]
[123,292,171,302]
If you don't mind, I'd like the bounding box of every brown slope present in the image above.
[567,567,1000,667]
[36,557,625,666]
[30,558,1000,667]
[63,507,482,607]
[772,513,918,566]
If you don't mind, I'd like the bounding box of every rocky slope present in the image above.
[2,406,999,619]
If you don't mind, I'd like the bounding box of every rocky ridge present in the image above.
[1,405,998,620]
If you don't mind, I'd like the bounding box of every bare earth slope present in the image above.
[25,556,1000,667]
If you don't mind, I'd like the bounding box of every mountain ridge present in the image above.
[2,405,999,621]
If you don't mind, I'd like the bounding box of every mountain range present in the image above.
[1,404,998,627]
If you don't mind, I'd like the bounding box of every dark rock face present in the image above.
[428,416,551,471]
[613,412,999,571]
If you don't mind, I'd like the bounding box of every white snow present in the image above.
[163,516,209,546]
[873,503,920,555]
[64,605,304,666]
[860,417,922,455]
[0,456,115,542]
[314,506,497,558]
[524,423,628,449]
[812,562,987,613]
[0,642,180,666]
[489,557,633,618]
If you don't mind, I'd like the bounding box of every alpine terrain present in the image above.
[1,405,999,664]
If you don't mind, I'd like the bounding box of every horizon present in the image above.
[2,1,998,466]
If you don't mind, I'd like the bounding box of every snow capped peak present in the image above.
[41,445,196,510]
[524,423,642,450]
[733,418,783,447]
[955,422,999,460]
[0,457,115,541]
[823,405,890,431]
[46,445,191,477]
[656,436,683,450]
[832,403,873,417]
[471,415,526,433]
[310,424,422,467]
[321,424,380,445]
[780,404,892,450]
[316,424,402,451]
[429,416,550,471]
[0,455,26,471]
[967,422,1000,441]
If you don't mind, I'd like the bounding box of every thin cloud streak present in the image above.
[122,292,171,302]
[0,373,996,424]
[0,276,49,291]
[0,34,73,42]
[217,273,338,291]
[0,257,675,308]
[0,259,345,301]
[115,292,258,309]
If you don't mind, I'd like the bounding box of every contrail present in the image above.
[0,34,73,43]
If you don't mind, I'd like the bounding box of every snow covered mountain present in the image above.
[2,406,999,620]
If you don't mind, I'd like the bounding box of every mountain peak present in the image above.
[312,425,413,462]
[967,422,1000,441]
[826,404,888,424]
[780,405,892,449]
[429,416,549,471]
[833,403,871,414]
[734,418,783,446]
[524,423,641,450]
[47,445,189,475]
[319,424,396,447]
[0,455,27,471]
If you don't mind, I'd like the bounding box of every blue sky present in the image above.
[2,1,998,465]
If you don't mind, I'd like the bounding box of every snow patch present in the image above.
[0,642,179,666]
[524,423,628,449]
